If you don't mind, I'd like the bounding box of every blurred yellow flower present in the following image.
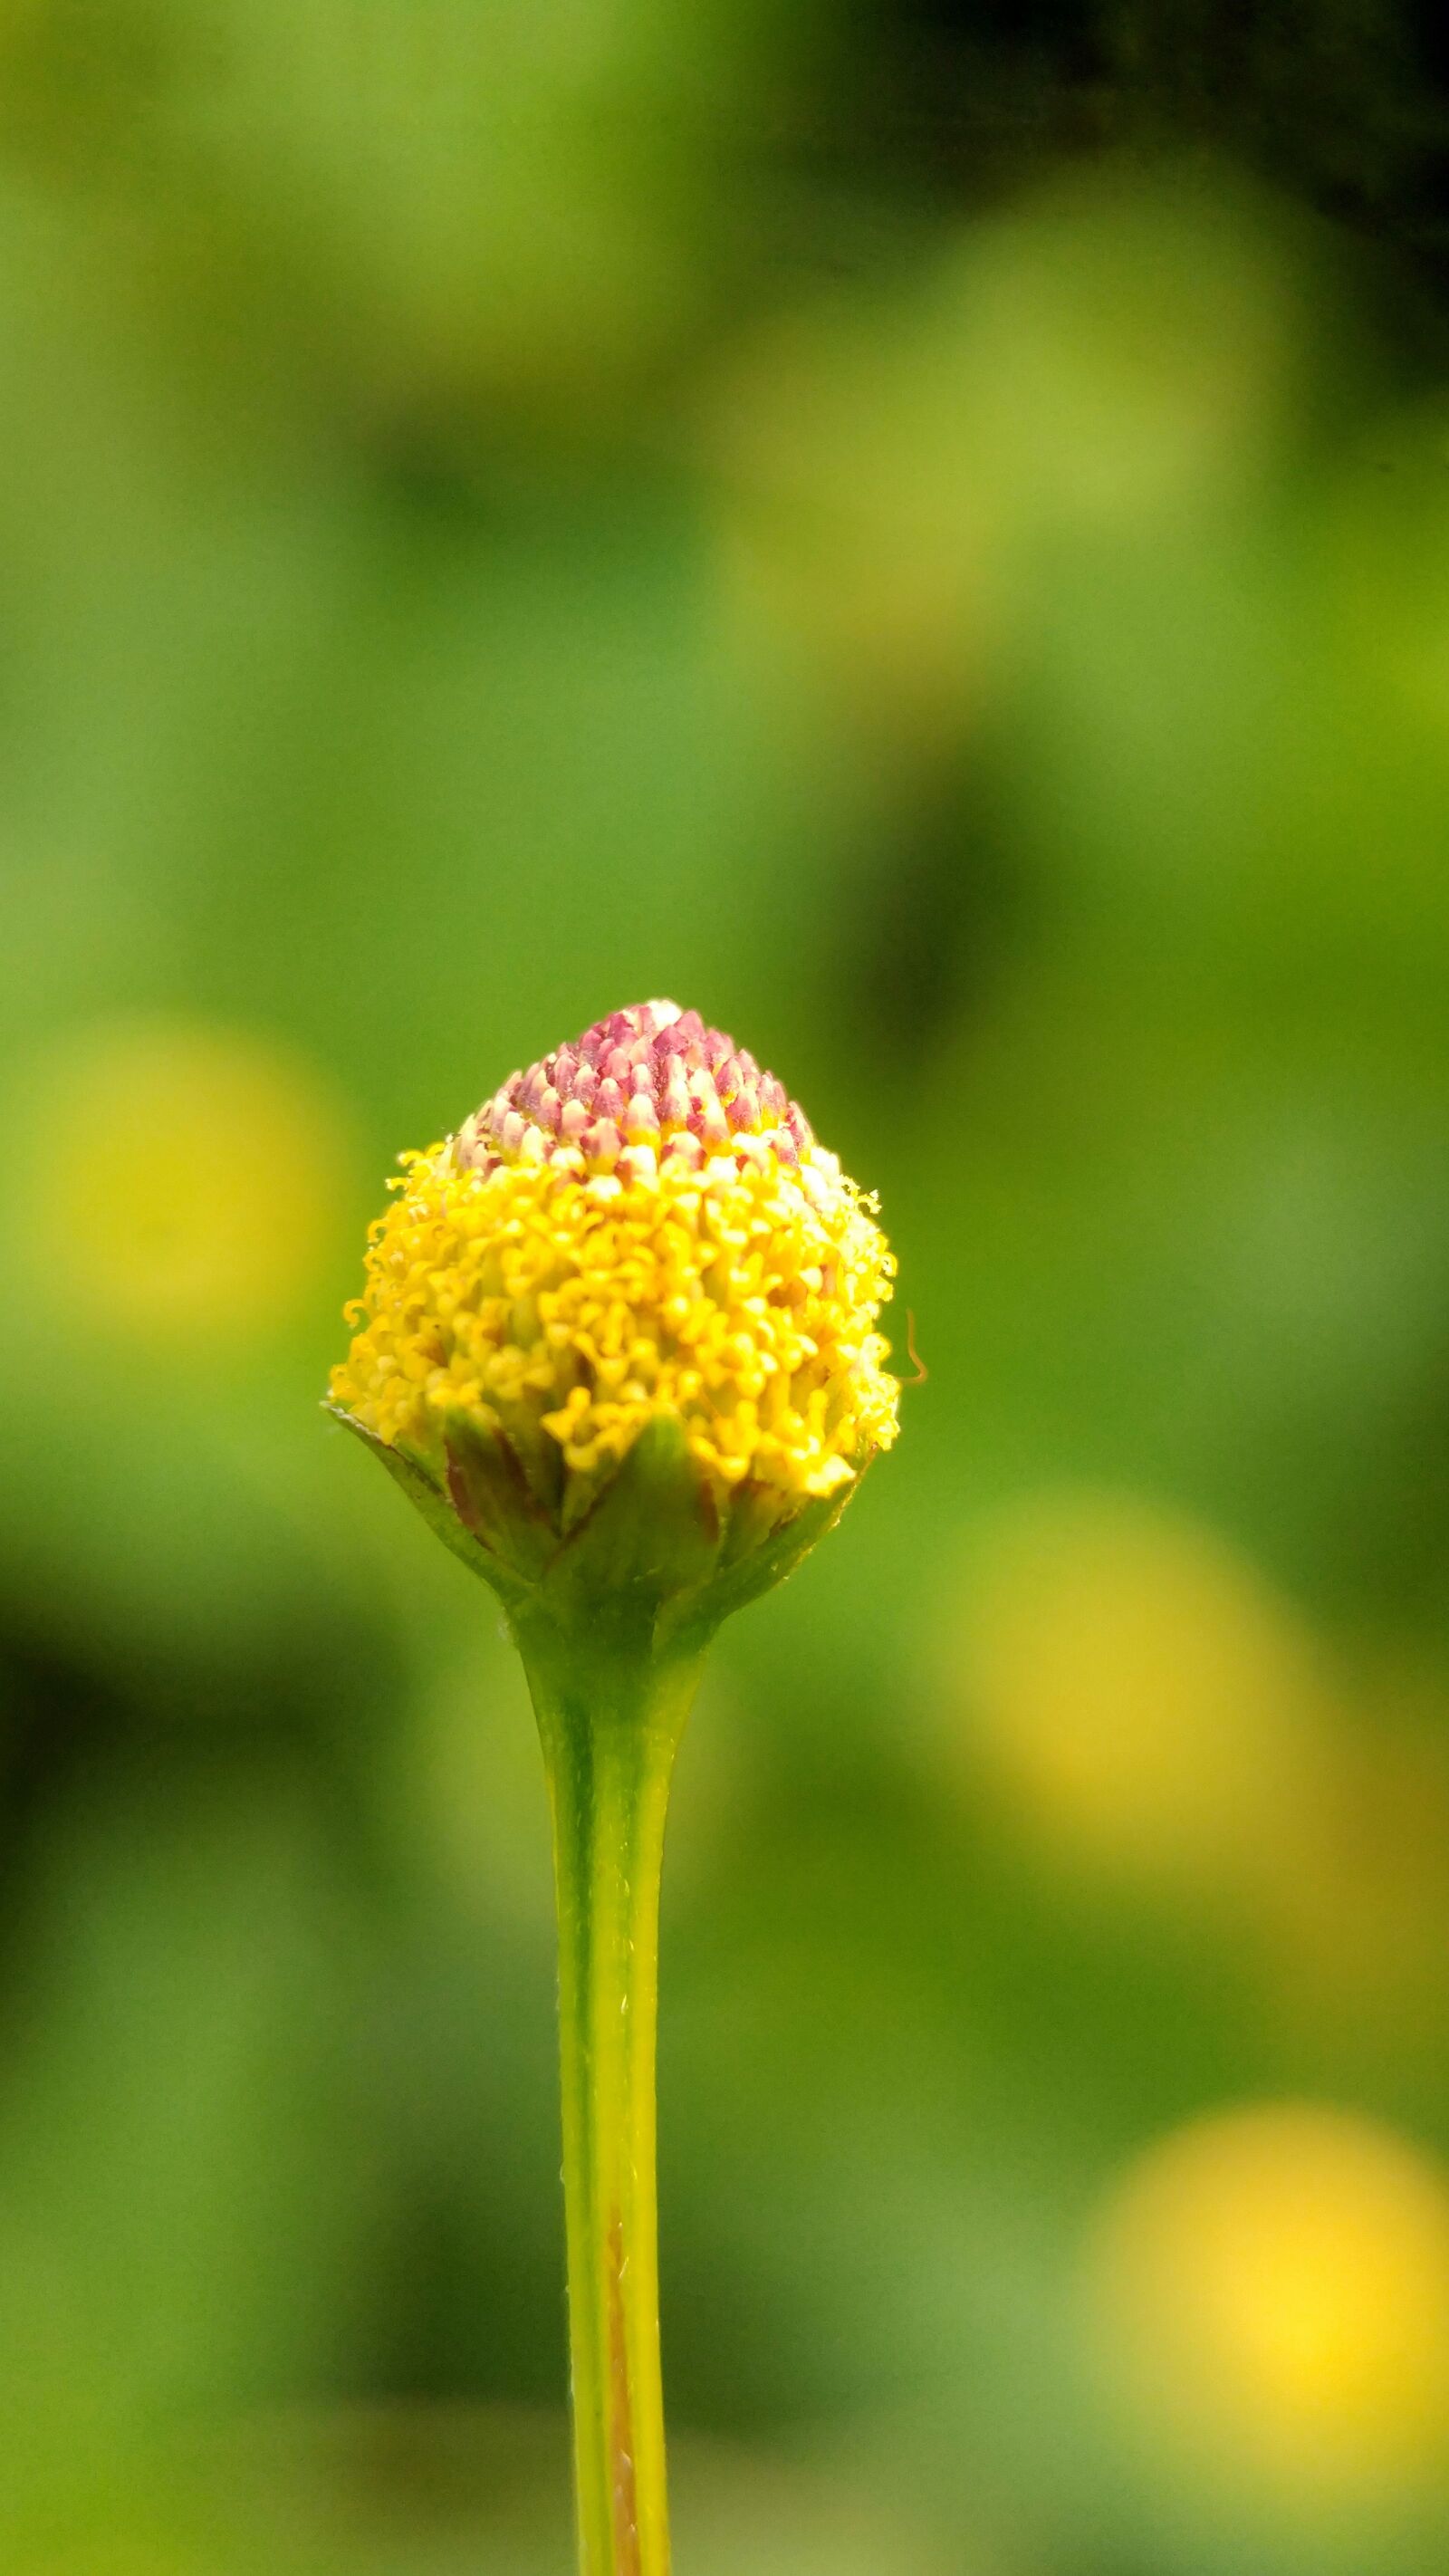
[1084,2103,1449,2494]
[15,1016,352,1342]
[937,1490,1333,1897]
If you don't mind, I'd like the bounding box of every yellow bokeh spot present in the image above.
[1084,2103,1449,2494]
[943,1490,1333,1893]
[14,1016,352,1341]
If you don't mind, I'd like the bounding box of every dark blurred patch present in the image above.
[357,2177,560,2409]
[845,750,1030,1072]
[0,1629,120,1875]
[0,1591,409,1959]
[1410,0,1449,88]
[1099,0,1438,227]
[1319,1322,1449,1632]
[851,0,1449,302]
[365,408,497,530]
[881,0,1108,82]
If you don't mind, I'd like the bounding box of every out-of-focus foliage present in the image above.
[4,2,1449,2570]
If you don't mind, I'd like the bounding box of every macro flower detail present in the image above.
[329,999,902,2576]
[331,1000,898,1601]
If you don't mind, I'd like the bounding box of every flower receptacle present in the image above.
[327,1399,865,1663]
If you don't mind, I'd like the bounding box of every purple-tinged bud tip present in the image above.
[448,1002,822,1187]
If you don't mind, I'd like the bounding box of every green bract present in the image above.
[328,1404,859,1654]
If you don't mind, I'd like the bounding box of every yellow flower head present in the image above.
[331,1002,898,1620]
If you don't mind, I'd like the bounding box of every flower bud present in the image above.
[329,1001,899,1644]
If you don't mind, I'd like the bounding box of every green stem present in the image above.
[518,1611,703,2576]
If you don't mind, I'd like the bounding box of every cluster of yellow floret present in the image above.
[331,1004,898,1513]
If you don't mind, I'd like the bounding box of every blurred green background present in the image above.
[5,3,1449,2570]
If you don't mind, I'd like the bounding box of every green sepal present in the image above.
[544,1415,722,1630]
[328,1400,875,1658]
[661,1475,860,1655]
[324,1404,535,1620]
[440,1412,560,1587]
